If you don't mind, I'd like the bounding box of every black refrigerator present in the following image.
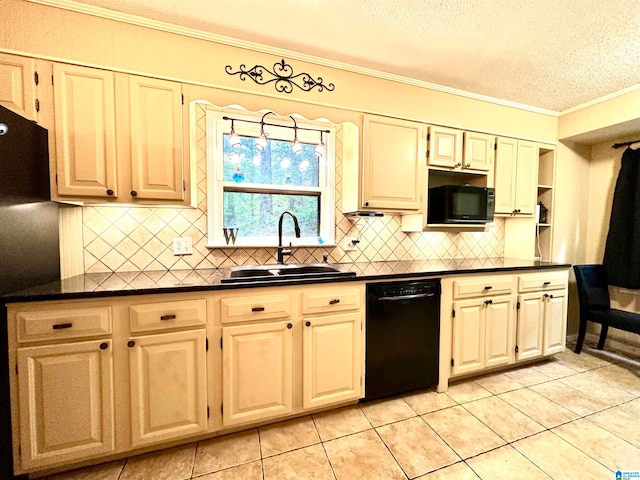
[0,105,61,479]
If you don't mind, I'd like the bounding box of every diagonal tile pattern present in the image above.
[40,342,640,480]
[82,104,506,274]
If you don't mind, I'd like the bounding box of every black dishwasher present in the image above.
[364,279,441,401]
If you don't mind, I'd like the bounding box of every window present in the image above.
[206,110,335,247]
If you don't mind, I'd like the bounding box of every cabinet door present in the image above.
[543,290,568,355]
[222,321,293,427]
[53,64,117,198]
[484,296,515,368]
[516,293,544,361]
[362,114,422,210]
[129,76,184,200]
[514,140,539,215]
[302,312,362,409]
[129,329,207,447]
[17,340,114,470]
[452,299,485,376]
[0,53,36,120]
[494,137,518,214]
[428,126,462,168]
[463,132,494,171]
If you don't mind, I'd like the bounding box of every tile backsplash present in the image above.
[82,104,504,274]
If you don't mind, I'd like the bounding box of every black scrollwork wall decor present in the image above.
[225,58,335,94]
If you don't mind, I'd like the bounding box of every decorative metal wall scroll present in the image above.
[225,58,335,94]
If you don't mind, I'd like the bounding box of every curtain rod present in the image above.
[222,116,330,134]
[612,139,640,149]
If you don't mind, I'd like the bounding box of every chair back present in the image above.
[573,264,611,311]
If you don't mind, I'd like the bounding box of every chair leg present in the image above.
[575,319,587,354]
[597,324,608,350]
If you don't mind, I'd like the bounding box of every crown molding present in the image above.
[28,0,560,117]
[560,83,640,116]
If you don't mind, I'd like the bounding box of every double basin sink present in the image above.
[221,263,356,284]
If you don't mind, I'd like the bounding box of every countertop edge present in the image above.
[2,261,572,304]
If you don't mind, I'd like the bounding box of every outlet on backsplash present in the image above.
[344,236,360,252]
[173,237,193,255]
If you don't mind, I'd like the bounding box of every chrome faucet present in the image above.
[277,210,301,264]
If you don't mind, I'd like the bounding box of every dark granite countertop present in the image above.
[2,258,570,303]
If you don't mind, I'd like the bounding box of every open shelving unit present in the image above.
[536,145,556,261]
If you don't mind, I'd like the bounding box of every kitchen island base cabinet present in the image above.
[128,330,208,447]
[302,312,362,410]
[17,340,114,471]
[222,321,294,427]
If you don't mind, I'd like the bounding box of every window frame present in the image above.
[206,110,336,248]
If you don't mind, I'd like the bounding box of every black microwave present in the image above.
[428,185,495,224]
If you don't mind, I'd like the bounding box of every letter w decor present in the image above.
[223,228,239,245]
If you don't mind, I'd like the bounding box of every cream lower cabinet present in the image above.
[220,284,364,427]
[542,290,568,355]
[515,293,545,360]
[302,312,362,409]
[128,329,208,447]
[516,271,569,360]
[451,295,514,376]
[17,340,114,471]
[221,321,294,427]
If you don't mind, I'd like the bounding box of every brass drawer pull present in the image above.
[329,298,340,305]
[252,306,265,312]
[52,323,72,330]
[160,314,177,321]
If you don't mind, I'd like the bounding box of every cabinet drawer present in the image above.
[17,306,112,343]
[518,271,568,292]
[130,299,207,332]
[221,294,292,324]
[302,286,361,314]
[453,276,513,299]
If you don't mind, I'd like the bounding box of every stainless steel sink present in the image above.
[220,263,356,284]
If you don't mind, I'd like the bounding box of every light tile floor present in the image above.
[41,341,640,480]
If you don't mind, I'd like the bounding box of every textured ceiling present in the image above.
[63,0,640,112]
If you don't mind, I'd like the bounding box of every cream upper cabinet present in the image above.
[428,126,463,169]
[52,64,186,204]
[428,127,493,173]
[128,329,208,447]
[463,132,494,171]
[360,114,423,211]
[17,340,114,471]
[128,75,184,201]
[0,53,37,120]
[53,63,118,198]
[494,137,538,215]
[222,320,294,427]
[302,311,362,409]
